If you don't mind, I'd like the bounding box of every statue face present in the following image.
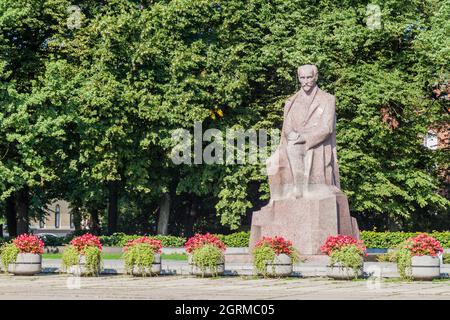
[298,67,317,94]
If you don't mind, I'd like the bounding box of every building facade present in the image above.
[30,200,75,236]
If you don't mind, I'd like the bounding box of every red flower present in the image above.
[70,233,102,254]
[13,234,44,254]
[184,233,226,253]
[403,234,443,257]
[123,237,163,254]
[255,236,295,256]
[320,235,366,256]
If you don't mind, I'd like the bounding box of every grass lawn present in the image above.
[42,252,188,261]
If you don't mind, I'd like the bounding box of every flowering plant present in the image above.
[123,237,163,276]
[321,235,366,279]
[69,233,102,254]
[62,234,102,276]
[13,234,44,254]
[184,233,226,253]
[252,236,298,277]
[395,234,443,280]
[185,234,226,277]
[402,234,443,256]
[124,237,163,254]
[255,236,296,256]
[320,235,366,256]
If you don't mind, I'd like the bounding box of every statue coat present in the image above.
[267,87,341,197]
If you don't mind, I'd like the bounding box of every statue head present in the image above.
[297,64,318,94]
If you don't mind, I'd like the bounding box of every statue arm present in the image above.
[299,95,336,150]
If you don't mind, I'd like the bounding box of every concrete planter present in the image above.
[8,253,42,276]
[411,255,440,281]
[259,254,293,277]
[188,254,225,277]
[327,262,363,280]
[130,254,161,276]
[67,255,101,276]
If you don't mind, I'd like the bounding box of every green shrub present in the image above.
[191,244,224,277]
[151,235,186,247]
[99,233,186,247]
[329,245,364,278]
[43,231,450,249]
[219,232,250,247]
[39,234,65,247]
[361,231,450,248]
[123,243,158,276]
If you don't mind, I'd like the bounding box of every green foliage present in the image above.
[252,244,276,277]
[396,247,413,280]
[151,235,187,248]
[443,253,450,264]
[123,243,157,276]
[215,231,250,247]
[99,233,186,247]
[191,244,224,277]
[329,245,364,278]
[361,231,450,248]
[61,245,102,276]
[61,246,79,271]
[83,246,102,276]
[39,235,65,247]
[0,243,19,271]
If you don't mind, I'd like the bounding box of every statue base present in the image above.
[249,187,359,255]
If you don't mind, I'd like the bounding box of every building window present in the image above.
[424,131,438,150]
[55,205,61,229]
[70,213,74,229]
[39,219,45,229]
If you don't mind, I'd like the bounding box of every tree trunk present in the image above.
[107,181,119,235]
[72,206,82,232]
[90,207,101,235]
[184,200,197,238]
[15,188,29,235]
[157,193,171,235]
[5,194,17,237]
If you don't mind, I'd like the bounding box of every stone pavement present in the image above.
[40,259,450,278]
[0,274,449,300]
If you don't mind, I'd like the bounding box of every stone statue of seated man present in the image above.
[266,64,341,201]
[249,64,359,255]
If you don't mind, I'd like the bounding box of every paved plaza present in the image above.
[1,274,449,300]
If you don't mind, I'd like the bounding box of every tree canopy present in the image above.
[0,0,448,236]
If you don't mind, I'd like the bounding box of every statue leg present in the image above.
[286,142,305,198]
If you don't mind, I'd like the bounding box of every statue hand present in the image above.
[288,134,306,145]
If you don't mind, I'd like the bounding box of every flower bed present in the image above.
[62,233,103,276]
[252,236,298,277]
[123,236,163,276]
[1,234,44,275]
[185,233,226,277]
[396,234,443,280]
[321,235,367,280]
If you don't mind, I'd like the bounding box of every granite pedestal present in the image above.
[249,186,359,255]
